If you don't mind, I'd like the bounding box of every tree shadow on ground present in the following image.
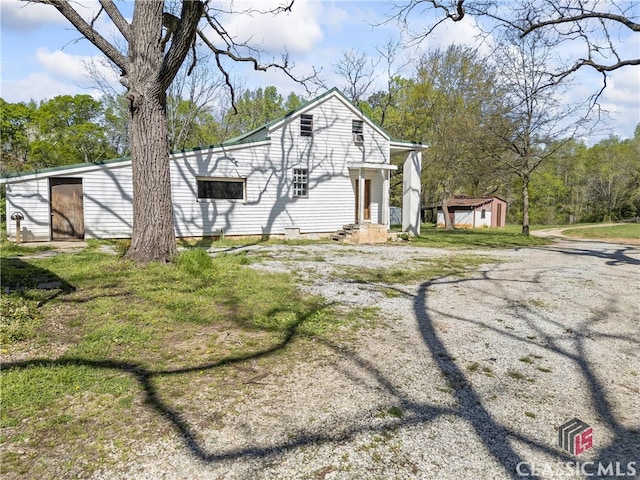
[532,244,640,267]
[3,246,638,477]
[410,256,638,478]
[1,257,75,306]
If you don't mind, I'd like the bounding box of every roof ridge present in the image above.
[0,156,131,180]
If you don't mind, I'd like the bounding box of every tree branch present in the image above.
[98,0,131,41]
[196,7,319,111]
[160,1,205,91]
[520,11,640,36]
[25,0,126,72]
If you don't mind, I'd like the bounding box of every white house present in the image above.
[2,89,424,243]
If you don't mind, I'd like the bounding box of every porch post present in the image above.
[382,169,390,227]
[402,150,422,236]
[358,168,365,225]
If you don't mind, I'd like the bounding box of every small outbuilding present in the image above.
[434,196,507,228]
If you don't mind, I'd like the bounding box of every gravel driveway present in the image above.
[92,238,639,480]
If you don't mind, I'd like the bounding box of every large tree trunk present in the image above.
[123,2,177,263]
[124,92,177,262]
[521,173,530,236]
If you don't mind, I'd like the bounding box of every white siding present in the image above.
[474,209,491,228]
[454,210,474,227]
[80,165,133,238]
[5,179,50,241]
[402,151,422,235]
[49,165,133,239]
[4,91,395,240]
[169,93,392,237]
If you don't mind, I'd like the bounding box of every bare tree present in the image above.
[166,58,225,151]
[367,38,412,130]
[333,49,380,104]
[389,1,639,85]
[485,30,590,235]
[24,0,314,263]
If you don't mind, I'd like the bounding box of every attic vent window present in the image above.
[293,168,308,197]
[300,114,313,137]
[352,120,364,144]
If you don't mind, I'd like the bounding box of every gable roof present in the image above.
[1,88,425,183]
[220,87,402,147]
[431,196,506,209]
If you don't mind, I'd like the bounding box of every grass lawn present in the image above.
[561,223,640,240]
[408,224,552,248]
[0,229,544,477]
[0,245,360,478]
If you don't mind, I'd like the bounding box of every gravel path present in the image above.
[91,239,639,480]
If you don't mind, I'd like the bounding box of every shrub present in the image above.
[173,248,213,276]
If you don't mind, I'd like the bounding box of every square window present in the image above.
[481,209,486,219]
[197,178,245,200]
[293,168,308,197]
[300,114,313,137]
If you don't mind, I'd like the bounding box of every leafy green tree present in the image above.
[485,30,590,234]
[30,95,115,167]
[221,86,303,139]
[396,45,506,228]
[582,134,640,221]
[1,95,116,172]
[0,99,35,173]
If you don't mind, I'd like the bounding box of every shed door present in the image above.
[50,178,85,240]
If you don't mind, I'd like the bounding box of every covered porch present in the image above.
[348,162,397,228]
[336,143,423,244]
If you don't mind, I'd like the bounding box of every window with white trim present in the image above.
[352,120,364,144]
[293,168,308,197]
[197,178,245,200]
[300,114,313,137]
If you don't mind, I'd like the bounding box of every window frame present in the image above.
[196,177,247,202]
[292,168,308,197]
[352,119,364,144]
[300,114,314,137]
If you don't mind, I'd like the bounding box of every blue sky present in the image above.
[1,0,638,142]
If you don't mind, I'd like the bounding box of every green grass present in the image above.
[0,241,52,258]
[562,223,640,240]
[0,246,362,478]
[410,224,551,248]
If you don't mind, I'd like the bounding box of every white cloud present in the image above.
[0,49,120,103]
[0,0,67,31]
[0,0,103,31]
[35,48,90,82]
[602,69,640,106]
[35,48,119,84]
[213,0,324,54]
[1,72,102,103]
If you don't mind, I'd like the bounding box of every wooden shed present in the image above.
[434,196,507,228]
